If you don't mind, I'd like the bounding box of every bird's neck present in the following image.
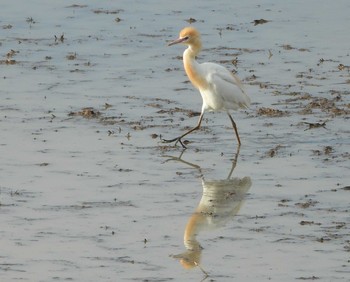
[184,212,204,251]
[183,45,208,90]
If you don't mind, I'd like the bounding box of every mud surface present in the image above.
[1,1,349,281]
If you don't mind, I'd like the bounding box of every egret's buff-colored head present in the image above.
[168,27,202,53]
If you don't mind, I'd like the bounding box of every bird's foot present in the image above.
[161,136,187,149]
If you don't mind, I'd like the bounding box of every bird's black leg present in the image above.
[227,113,241,145]
[227,145,241,179]
[162,113,204,148]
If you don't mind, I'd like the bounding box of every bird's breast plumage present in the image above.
[182,49,250,113]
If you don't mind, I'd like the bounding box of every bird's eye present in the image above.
[183,36,189,41]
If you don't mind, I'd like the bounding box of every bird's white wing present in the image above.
[202,62,251,111]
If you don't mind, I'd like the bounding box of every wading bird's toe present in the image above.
[161,137,187,149]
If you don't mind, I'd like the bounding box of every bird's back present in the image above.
[199,62,250,112]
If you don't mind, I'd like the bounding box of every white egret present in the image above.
[163,27,250,148]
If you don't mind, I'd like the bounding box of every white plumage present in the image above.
[200,62,250,111]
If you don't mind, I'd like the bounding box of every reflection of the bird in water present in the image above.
[166,148,252,277]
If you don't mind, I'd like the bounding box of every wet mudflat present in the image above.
[1,1,349,281]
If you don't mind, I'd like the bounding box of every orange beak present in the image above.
[168,37,188,46]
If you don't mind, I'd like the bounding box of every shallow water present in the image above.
[1,1,349,281]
